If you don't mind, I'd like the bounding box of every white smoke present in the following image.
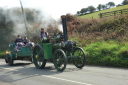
[3,7,61,38]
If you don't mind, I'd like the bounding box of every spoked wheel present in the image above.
[33,44,46,69]
[73,47,86,68]
[5,56,8,63]
[8,55,13,66]
[53,49,67,71]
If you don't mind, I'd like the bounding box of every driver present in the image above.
[39,28,49,40]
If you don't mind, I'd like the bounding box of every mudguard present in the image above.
[6,53,14,60]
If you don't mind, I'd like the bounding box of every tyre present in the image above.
[8,55,14,66]
[53,49,67,71]
[73,47,86,68]
[33,44,46,69]
[5,55,8,63]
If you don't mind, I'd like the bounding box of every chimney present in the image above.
[61,15,68,41]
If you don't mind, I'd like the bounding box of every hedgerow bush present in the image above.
[68,14,128,47]
[83,41,128,67]
[0,50,5,58]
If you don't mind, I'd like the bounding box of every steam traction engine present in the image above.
[33,15,86,71]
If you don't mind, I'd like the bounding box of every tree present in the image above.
[88,6,96,13]
[80,8,88,15]
[122,0,128,5]
[97,4,102,11]
[116,4,122,7]
[105,4,109,9]
[46,25,60,34]
[77,11,80,15]
[107,2,115,8]
[102,5,106,10]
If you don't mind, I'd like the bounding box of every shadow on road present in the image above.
[0,63,60,83]
[0,60,84,83]
[13,63,32,66]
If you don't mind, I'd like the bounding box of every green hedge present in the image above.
[0,50,5,58]
[83,41,128,68]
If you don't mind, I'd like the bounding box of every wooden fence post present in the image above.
[120,10,123,14]
[114,11,116,15]
[99,13,102,18]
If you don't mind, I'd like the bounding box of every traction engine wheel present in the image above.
[33,44,46,69]
[73,47,86,68]
[53,49,67,71]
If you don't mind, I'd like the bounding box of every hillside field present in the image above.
[80,5,128,19]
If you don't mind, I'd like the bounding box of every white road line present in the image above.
[0,67,18,71]
[42,75,92,85]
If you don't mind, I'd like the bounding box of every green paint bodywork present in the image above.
[7,43,33,60]
[37,37,61,59]
[36,42,61,60]
[43,43,53,59]
[17,47,33,57]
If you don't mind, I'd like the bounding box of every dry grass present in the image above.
[67,14,128,47]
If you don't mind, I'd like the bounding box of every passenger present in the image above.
[15,35,24,44]
[23,35,35,49]
[23,35,30,45]
[14,35,24,52]
[39,28,49,40]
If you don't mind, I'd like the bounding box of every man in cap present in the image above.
[14,35,24,52]
[23,35,30,45]
[23,35,35,49]
[39,28,49,40]
[15,35,24,44]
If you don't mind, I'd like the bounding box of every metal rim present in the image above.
[53,49,67,71]
[33,44,46,69]
[73,47,86,68]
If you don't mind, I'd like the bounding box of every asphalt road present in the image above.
[0,59,128,85]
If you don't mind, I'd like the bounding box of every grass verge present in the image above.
[0,50,5,58]
[83,41,128,68]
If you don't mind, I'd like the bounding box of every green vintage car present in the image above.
[5,43,33,66]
